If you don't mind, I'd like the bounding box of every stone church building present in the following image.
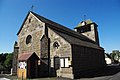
[13,11,106,79]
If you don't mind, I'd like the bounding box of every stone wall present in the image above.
[81,24,95,41]
[81,24,99,45]
[12,41,19,75]
[18,13,45,57]
[48,28,73,78]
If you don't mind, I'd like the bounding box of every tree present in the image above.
[0,53,13,73]
[0,53,8,64]
[0,63,4,71]
[3,53,13,71]
[0,53,8,72]
[110,50,120,64]
[4,53,13,68]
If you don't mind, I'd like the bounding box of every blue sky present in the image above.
[0,0,120,53]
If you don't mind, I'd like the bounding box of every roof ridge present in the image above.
[31,12,95,43]
[17,11,96,44]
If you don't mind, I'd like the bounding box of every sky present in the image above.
[0,0,120,53]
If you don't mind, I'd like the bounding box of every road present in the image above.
[0,64,120,80]
[0,78,10,80]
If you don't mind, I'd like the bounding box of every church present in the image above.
[12,11,106,79]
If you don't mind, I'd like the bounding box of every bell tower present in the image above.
[74,19,100,46]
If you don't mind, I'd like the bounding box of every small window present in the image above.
[53,41,60,48]
[26,35,32,44]
[86,26,91,31]
[60,58,64,67]
[60,57,69,68]
[65,58,69,67]
[29,18,31,23]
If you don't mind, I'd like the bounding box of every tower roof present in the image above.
[74,19,95,29]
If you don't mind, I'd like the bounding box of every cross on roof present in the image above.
[84,15,86,21]
[30,5,34,11]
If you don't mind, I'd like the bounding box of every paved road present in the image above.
[0,74,120,80]
[80,72,120,80]
[1,64,120,80]
[0,78,10,80]
[79,64,120,80]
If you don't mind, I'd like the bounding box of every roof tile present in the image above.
[18,52,34,61]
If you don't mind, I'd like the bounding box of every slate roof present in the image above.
[53,30,102,49]
[17,11,103,49]
[18,52,39,61]
[74,19,97,29]
[30,12,96,44]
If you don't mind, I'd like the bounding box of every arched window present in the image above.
[53,41,60,48]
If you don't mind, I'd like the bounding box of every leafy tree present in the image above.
[0,53,6,72]
[0,53,8,64]
[0,63,4,71]
[110,52,116,60]
[3,53,13,70]
[110,50,120,64]
[0,53,13,73]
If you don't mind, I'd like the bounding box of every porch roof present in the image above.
[18,52,39,61]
